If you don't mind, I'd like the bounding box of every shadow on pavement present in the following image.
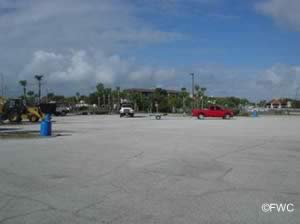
[0,128,21,132]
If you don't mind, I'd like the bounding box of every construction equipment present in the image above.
[0,97,23,122]
[0,97,43,123]
[24,106,43,122]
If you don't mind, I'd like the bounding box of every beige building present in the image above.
[266,99,291,109]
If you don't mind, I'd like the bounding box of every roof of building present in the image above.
[267,99,288,105]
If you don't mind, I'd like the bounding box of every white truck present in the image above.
[119,103,134,117]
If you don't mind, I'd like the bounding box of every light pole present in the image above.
[190,73,195,97]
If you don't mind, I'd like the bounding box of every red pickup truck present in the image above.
[192,105,234,119]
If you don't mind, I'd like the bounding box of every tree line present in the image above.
[18,80,253,113]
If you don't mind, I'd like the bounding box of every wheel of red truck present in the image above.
[198,114,205,120]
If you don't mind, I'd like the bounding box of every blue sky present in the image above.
[0,0,300,101]
[132,0,300,67]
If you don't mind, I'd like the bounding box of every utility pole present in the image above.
[117,86,120,110]
[189,73,195,109]
[190,73,195,97]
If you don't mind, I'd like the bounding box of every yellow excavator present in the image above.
[0,97,43,123]
[24,106,43,122]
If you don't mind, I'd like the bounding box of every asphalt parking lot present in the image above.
[0,115,299,224]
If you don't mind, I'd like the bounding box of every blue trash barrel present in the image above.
[252,110,258,117]
[40,114,52,136]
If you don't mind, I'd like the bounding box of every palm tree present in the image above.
[19,80,27,100]
[76,92,80,102]
[26,90,35,105]
[116,86,120,105]
[197,87,207,109]
[27,90,34,97]
[194,85,200,107]
[111,86,121,111]
[96,83,105,94]
[104,88,112,111]
[34,75,43,103]
[180,87,189,112]
[96,83,105,105]
[201,87,207,94]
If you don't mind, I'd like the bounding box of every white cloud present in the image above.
[0,0,185,95]
[19,50,300,100]
[172,64,300,100]
[256,64,300,98]
[256,0,300,31]
[20,50,178,94]
[0,0,183,48]
[22,51,66,76]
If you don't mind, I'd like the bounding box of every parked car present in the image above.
[55,105,70,116]
[192,105,234,119]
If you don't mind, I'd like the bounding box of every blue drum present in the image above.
[40,114,52,136]
[252,110,258,117]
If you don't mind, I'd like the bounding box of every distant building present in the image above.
[266,99,291,109]
[124,88,180,97]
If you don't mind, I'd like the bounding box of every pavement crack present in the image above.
[109,182,130,194]
[188,186,293,199]
[0,198,15,212]
[73,197,108,215]
[131,151,144,159]
[190,187,238,199]
[0,208,52,224]
[214,139,273,160]
[95,151,144,179]
[217,167,233,180]
[0,191,56,210]
[0,191,99,223]
[0,169,20,177]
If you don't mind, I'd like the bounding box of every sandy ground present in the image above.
[0,115,299,223]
